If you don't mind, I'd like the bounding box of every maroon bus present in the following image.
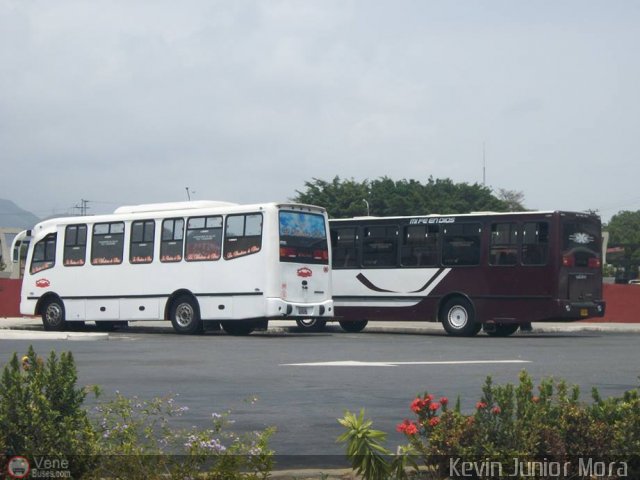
[314,210,605,336]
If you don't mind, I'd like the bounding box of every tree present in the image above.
[496,189,526,212]
[293,176,518,218]
[605,210,640,280]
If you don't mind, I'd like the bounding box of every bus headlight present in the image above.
[565,305,571,312]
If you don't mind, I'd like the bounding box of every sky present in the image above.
[1,0,639,222]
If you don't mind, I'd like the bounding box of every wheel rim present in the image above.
[175,303,194,327]
[45,304,63,326]
[298,319,317,327]
[448,306,468,329]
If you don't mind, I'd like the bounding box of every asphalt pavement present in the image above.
[2,316,639,479]
[1,316,640,340]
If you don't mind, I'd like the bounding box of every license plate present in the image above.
[298,307,309,315]
[580,308,588,317]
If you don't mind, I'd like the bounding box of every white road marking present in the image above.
[281,359,531,367]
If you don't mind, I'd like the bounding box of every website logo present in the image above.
[7,456,30,479]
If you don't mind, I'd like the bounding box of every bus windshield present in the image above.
[279,211,328,264]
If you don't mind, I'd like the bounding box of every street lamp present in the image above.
[362,199,370,216]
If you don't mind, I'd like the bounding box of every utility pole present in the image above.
[482,142,486,186]
[74,199,90,216]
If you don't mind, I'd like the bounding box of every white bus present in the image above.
[18,201,334,335]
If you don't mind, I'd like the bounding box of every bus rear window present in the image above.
[562,220,601,268]
[279,211,328,264]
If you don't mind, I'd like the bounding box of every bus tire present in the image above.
[339,319,368,333]
[170,295,203,334]
[440,297,481,337]
[486,324,519,337]
[295,318,327,332]
[41,297,67,331]
[221,320,256,336]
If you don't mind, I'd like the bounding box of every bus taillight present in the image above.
[562,254,574,267]
[280,247,297,259]
[588,257,601,269]
[313,249,329,261]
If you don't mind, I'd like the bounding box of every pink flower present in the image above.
[429,402,440,411]
[439,397,449,406]
[429,417,440,427]
[532,396,540,404]
[476,402,488,409]
[491,406,501,415]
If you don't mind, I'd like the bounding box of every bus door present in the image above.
[561,217,602,309]
[10,230,31,279]
[278,210,330,311]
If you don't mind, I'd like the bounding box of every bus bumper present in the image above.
[265,298,334,319]
[553,300,606,320]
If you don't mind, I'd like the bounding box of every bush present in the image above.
[0,346,97,476]
[0,347,274,480]
[338,371,640,480]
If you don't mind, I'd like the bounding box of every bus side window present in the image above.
[91,222,125,265]
[64,224,87,267]
[489,222,518,266]
[185,216,222,262]
[331,227,358,268]
[31,234,57,274]
[362,226,398,267]
[161,218,184,263]
[522,222,549,265]
[442,223,482,266]
[224,213,262,260]
[401,225,438,267]
[130,220,155,264]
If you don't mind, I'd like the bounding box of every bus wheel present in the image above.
[42,298,67,331]
[221,321,256,336]
[440,298,481,337]
[339,320,368,333]
[296,318,327,332]
[486,324,519,337]
[170,296,203,334]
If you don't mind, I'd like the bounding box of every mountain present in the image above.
[0,199,41,229]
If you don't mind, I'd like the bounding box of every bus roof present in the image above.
[330,210,600,222]
[29,201,328,235]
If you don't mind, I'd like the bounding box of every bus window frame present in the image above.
[185,215,223,262]
[91,222,125,266]
[489,222,519,267]
[160,218,185,263]
[130,219,156,265]
[441,222,483,267]
[63,224,87,267]
[30,233,57,274]
[521,221,550,266]
[401,224,439,267]
[361,225,399,268]
[223,213,263,260]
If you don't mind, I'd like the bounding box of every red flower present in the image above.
[429,417,440,427]
[476,401,488,409]
[425,394,434,402]
[396,419,418,435]
[439,397,449,406]
[491,406,501,415]
[532,396,540,404]
[429,402,440,411]
[410,398,424,413]
[405,422,418,435]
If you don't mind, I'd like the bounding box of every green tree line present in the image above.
[292,176,525,218]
